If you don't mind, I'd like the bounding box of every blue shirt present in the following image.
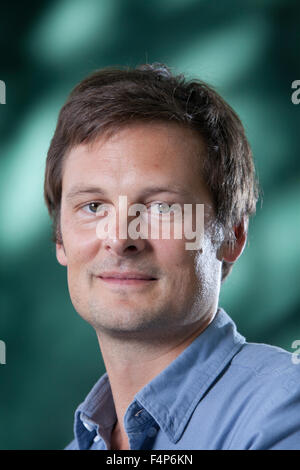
[65,308,300,450]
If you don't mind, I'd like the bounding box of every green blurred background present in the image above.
[0,0,299,450]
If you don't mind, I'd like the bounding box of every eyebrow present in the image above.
[65,184,192,201]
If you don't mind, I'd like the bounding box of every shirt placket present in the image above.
[124,401,159,450]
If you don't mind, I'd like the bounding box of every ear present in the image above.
[56,242,67,266]
[217,217,248,263]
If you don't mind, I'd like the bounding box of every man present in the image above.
[44,63,300,450]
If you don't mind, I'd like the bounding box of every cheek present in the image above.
[193,236,222,294]
[64,227,101,307]
[153,239,200,307]
[153,238,196,275]
[153,236,220,292]
[63,220,101,266]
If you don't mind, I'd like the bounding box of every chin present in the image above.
[88,305,170,335]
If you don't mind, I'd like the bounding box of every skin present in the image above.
[56,122,246,450]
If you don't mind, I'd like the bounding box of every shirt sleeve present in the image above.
[228,367,300,450]
[248,400,300,450]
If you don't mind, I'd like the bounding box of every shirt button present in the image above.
[82,420,94,432]
[80,412,95,432]
[147,427,158,437]
[93,434,101,443]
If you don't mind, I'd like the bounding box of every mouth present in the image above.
[98,278,156,285]
[96,272,157,286]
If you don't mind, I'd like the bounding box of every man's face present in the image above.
[57,122,223,338]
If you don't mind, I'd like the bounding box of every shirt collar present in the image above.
[135,307,245,443]
[74,372,116,449]
[73,307,245,448]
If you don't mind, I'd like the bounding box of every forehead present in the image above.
[61,122,209,198]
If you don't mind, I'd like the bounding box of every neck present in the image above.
[96,312,215,448]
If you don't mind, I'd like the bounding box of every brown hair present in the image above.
[44,63,259,282]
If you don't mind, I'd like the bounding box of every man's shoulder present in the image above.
[231,340,299,377]
[228,340,300,409]
[222,341,300,449]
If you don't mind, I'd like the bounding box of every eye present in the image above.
[150,202,172,214]
[82,202,106,215]
[152,202,170,214]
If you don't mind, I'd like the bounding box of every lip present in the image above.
[97,271,157,286]
[98,271,156,280]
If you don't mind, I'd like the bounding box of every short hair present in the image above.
[44,63,259,282]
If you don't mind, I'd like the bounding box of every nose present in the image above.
[99,205,148,257]
[103,237,146,257]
